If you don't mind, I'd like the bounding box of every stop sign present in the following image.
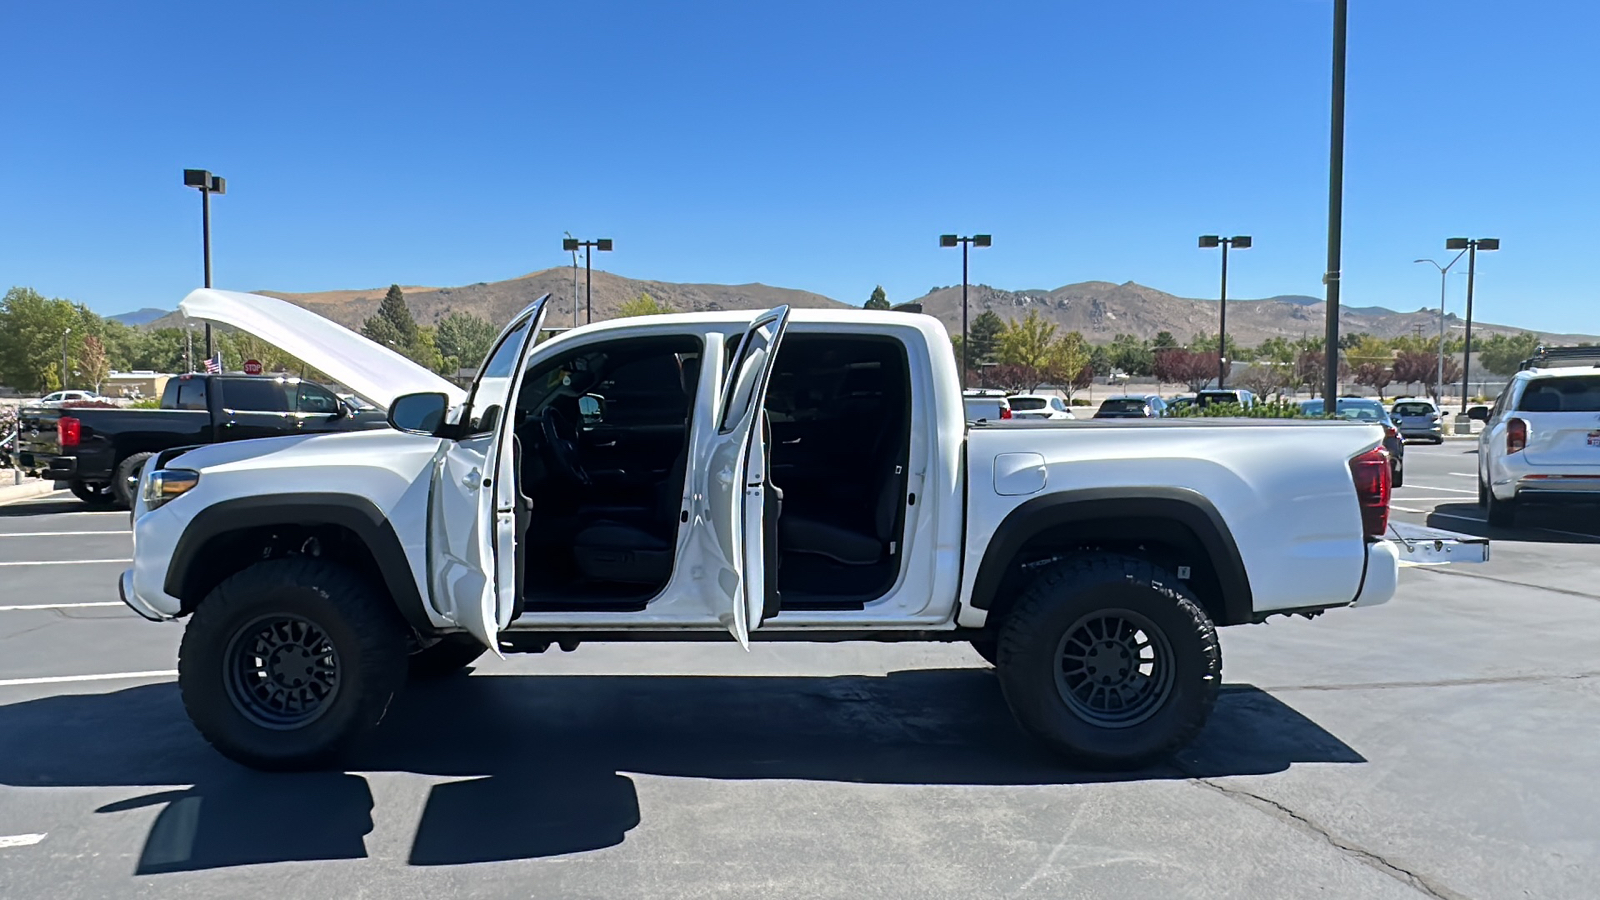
[243,359,263,376]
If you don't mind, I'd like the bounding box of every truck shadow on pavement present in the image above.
[1425,501,1600,543]
[0,670,1362,873]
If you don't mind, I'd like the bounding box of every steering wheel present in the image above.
[537,407,591,487]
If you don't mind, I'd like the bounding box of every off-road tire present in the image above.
[408,633,488,677]
[113,452,157,509]
[1486,489,1518,528]
[969,639,999,666]
[68,479,117,507]
[995,554,1221,771]
[178,558,408,771]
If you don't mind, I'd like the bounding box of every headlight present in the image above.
[141,469,200,510]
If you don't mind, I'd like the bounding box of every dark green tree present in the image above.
[363,284,419,353]
[435,311,498,370]
[1088,344,1112,376]
[864,285,891,310]
[968,310,1006,365]
[1152,331,1179,350]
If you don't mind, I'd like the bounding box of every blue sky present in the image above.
[1,1,1595,334]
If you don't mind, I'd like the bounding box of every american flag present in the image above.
[203,354,222,374]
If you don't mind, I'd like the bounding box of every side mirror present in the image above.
[577,393,605,424]
[1468,405,1490,421]
[388,392,448,435]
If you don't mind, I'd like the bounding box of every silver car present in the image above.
[1389,398,1444,444]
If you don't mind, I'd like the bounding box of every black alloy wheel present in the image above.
[1053,609,1176,728]
[224,614,342,729]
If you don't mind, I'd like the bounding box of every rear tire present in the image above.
[1486,489,1518,528]
[995,554,1220,771]
[408,633,487,677]
[178,558,408,771]
[113,452,157,508]
[68,479,117,507]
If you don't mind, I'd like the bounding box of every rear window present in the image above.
[1392,402,1435,416]
[1009,397,1047,411]
[219,379,295,412]
[1302,400,1384,422]
[1099,399,1149,413]
[1518,375,1600,412]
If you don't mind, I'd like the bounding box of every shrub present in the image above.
[1169,399,1307,419]
[130,397,161,409]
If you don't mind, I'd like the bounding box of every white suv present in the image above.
[1478,350,1600,526]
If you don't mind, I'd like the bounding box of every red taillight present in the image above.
[58,416,81,448]
[1000,406,1012,419]
[1383,423,1398,441]
[1507,418,1527,455]
[1348,446,1391,539]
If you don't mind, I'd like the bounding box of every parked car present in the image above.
[1006,394,1075,420]
[1094,395,1168,418]
[962,389,1011,422]
[1195,389,1255,409]
[1299,397,1405,487]
[1164,395,1196,414]
[35,390,110,407]
[1477,348,1600,526]
[16,371,390,507]
[116,287,1465,773]
[1389,397,1444,444]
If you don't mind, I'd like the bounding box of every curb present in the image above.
[0,477,63,507]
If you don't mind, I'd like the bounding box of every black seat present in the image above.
[779,462,901,566]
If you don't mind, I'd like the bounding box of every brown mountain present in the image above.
[909,280,1598,345]
[147,271,1595,346]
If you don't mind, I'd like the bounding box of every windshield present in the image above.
[1009,397,1048,411]
[1519,375,1600,412]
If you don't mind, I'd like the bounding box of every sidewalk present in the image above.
[0,475,62,506]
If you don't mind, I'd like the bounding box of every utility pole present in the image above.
[1321,0,1348,406]
[183,169,226,360]
[562,238,613,324]
[939,233,992,389]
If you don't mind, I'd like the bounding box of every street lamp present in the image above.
[1199,235,1251,388]
[563,231,580,329]
[1413,249,1469,408]
[939,233,991,388]
[1444,237,1500,415]
[562,237,613,324]
[182,168,227,360]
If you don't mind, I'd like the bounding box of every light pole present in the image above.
[939,233,992,389]
[182,168,227,360]
[562,238,613,324]
[1445,238,1500,415]
[1199,235,1251,388]
[564,231,580,329]
[61,327,72,391]
[1320,0,1348,406]
[1413,249,1468,407]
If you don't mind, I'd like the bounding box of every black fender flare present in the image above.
[969,487,1254,626]
[163,492,433,635]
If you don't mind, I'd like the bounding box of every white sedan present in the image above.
[35,390,110,407]
[1006,394,1076,420]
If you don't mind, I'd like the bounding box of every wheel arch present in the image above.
[969,488,1253,628]
[164,493,433,634]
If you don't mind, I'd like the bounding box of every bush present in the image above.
[1169,399,1306,419]
[129,397,161,409]
[1070,398,1092,407]
[60,399,119,409]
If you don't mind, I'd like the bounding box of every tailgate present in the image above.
[1520,411,1600,468]
[1388,521,1490,565]
[17,408,63,457]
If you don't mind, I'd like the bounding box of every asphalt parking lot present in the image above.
[1,441,1596,900]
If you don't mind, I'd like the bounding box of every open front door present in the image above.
[694,306,791,646]
[429,295,550,652]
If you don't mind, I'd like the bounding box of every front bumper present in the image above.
[119,569,174,622]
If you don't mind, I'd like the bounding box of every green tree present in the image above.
[968,310,1006,366]
[1477,331,1543,375]
[996,310,1060,371]
[435,311,497,372]
[864,285,891,310]
[364,284,419,347]
[0,287,82,391]
[1088,344,1112,376]
[617,292,674,318]
[1107,333,1154,376]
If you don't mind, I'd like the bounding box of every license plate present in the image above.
[1588,431,1600,447]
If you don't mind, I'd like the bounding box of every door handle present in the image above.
[463,468,482,488]
[782,437,802,444]
[594,441,617,448]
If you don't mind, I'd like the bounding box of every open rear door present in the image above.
[693,306,791,646]
[429,295,550,652]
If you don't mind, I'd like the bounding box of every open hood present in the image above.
[179,288,467,409]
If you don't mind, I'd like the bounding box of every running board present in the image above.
[1388,521,1490,565]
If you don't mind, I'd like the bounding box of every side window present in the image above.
[296,382,342,414]
[1491,388,1509,420]
[465,320,530,436]
[173,379,208,411]
[218,379,294,413]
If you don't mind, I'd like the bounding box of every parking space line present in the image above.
[1398,485,1476,494]
[0,559,131,567]
[0,833,47,849]
[1449,472,1477,478]
[0,670,176,688]
[1392,505,1427,513]
[0,601,125,612]
[0,530,131,538]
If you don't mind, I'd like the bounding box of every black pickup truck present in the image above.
[17,373,388,507]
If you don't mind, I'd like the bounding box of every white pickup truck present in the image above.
[124,289,1424,772]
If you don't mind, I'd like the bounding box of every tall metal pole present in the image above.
[1436,268,1447,405]
[584,244,593,325]
[1218,240,1229,389]
[62,330,71,391]
[1461,242,1477,412]
[1321,0,1348,405]
[961,240,970,389]
[201,187,214,360]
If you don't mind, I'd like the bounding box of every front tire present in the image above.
[995,554,1220,770]
[178,558,408,771]
[113,452,156,508]
[68,479,117,507]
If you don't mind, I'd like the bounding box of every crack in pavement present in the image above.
[1190,778,1473,900]
[1410,565,1600,602]
[1254,670,1600,694]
